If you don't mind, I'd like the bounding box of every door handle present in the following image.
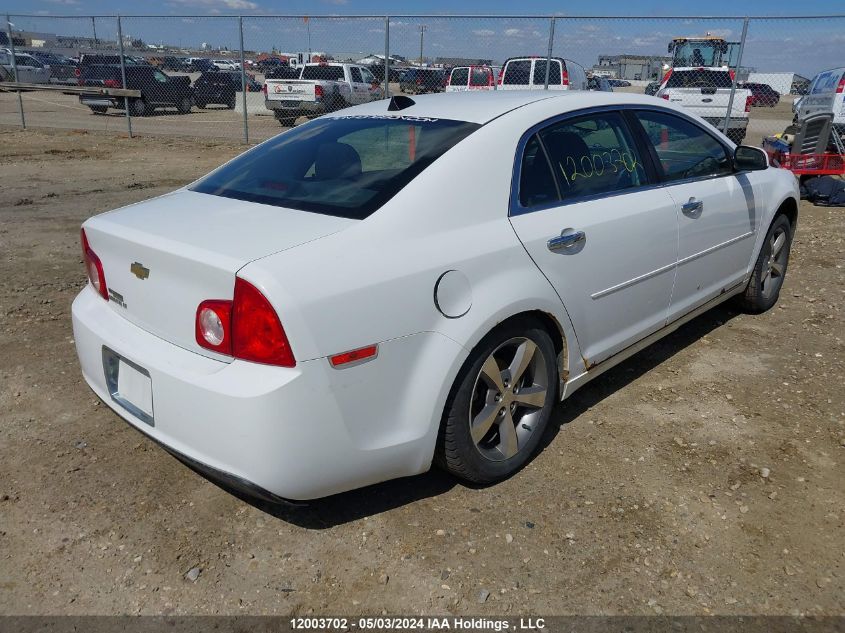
[681,197,703,215]
[547,229,586,251]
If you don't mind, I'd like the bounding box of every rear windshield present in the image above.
[666,70,733,89]
[301,65,345,81]
[191,116,480,219]
[470,67,492,86]
[503,60,532,85]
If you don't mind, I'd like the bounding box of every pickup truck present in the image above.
[263,62,380,125]
[656,67,751,144]
[78,64,193,116]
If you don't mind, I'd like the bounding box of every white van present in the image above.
[498,56,587,91]
[445,65,501,92]
[796,67,845,133]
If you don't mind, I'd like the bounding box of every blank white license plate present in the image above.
[103,348,154,426]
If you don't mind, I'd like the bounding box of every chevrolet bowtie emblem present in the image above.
[130,262,150,280]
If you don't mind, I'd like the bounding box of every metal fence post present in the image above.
[6,14,25,129]
[383,15,390,98]
[722,16,749,136]
[238,16,249,144]
[116,15,133,138]
[543,16,556,90]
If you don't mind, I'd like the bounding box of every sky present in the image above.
[5,0,844,77]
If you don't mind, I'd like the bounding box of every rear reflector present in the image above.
[837,77,845,94]
[80,228,108,300]
[329,345,378,368]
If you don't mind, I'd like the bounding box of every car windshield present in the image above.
[191,116,480,219]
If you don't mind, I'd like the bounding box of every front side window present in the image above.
[349,67,363,83]
[503,60,531,85]
[538,112,647,201]
[450,67,469,87]
[360,67,375,84]
[634,110,732,182]
[191,116,479,219]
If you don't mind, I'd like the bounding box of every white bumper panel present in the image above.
[72,286,465,500]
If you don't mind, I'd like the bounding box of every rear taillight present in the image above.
[745,95,753,112]
[729,69,736,82]
[232,277,295,367]
[74,66,81,77]
[314,84,324,98]
[80,228,108,300]
[103,79,121,88]
[196,300,232,355]
[562,69,569,86]
[836,77,845,94]
[661,93,669,100]
[195,278,295,366]
[446,73,451,86]
[262,82,268,97]
[497,69,503,86]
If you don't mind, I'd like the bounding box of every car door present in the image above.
[531,59,563,90]
[348,66,369,104]
[449,67,469,92]
[13,54,37,83]
[630,109,759,322]
[508,111,679,366]
[359,66,379,101]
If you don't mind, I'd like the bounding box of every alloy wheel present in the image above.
[469,337,549,462]
[761,226,788,300]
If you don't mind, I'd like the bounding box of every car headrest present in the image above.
[315,142,362,180]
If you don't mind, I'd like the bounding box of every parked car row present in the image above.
[77,65,261,115]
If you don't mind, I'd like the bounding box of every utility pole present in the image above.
[418,24,427,65]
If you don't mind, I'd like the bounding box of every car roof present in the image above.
[338,91,681,125]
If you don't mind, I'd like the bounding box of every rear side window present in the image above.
[301,65,344,81]
[503,60,531,85]
[533,60,562,86]
[519,135,558,208]
[191,116,480,220]
[450,67,469,86]
[666,70,732,89]
[634,110,731,182]
[469,67,491,87]
[539,112,647,200]
[349,67,363,83]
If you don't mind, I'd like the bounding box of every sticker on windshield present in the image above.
[325,114,440,122]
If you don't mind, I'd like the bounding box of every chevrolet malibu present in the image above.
[72,91,798,502]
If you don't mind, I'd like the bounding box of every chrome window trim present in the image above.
[509,103,738,218]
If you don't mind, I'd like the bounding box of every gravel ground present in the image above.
[0,126,843,616]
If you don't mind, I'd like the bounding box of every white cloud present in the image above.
[472,29,495,37]
[168,0,260,11]
[504,28,522,37]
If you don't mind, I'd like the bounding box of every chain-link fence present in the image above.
[2,13,843,146]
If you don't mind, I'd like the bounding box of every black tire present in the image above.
[275,115,296,127]
[226,94,236,109]
[128,97,147,117]
[195,100,206,109]
[176,96,193,114]
[436,319,558,484]
[88,106,107,114]
[736,214,793,313]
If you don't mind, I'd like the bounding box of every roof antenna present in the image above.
[388,95,415,111]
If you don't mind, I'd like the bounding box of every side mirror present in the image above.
[734,145,768,171]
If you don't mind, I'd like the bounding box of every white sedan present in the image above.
[72,91,798,502]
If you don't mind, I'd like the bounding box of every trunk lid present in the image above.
[83,189,355,359]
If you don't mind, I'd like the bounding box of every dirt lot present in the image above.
[0,127,843,617]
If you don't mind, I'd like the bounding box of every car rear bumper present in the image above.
[72,286,457,501]
[264,99,326,115]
